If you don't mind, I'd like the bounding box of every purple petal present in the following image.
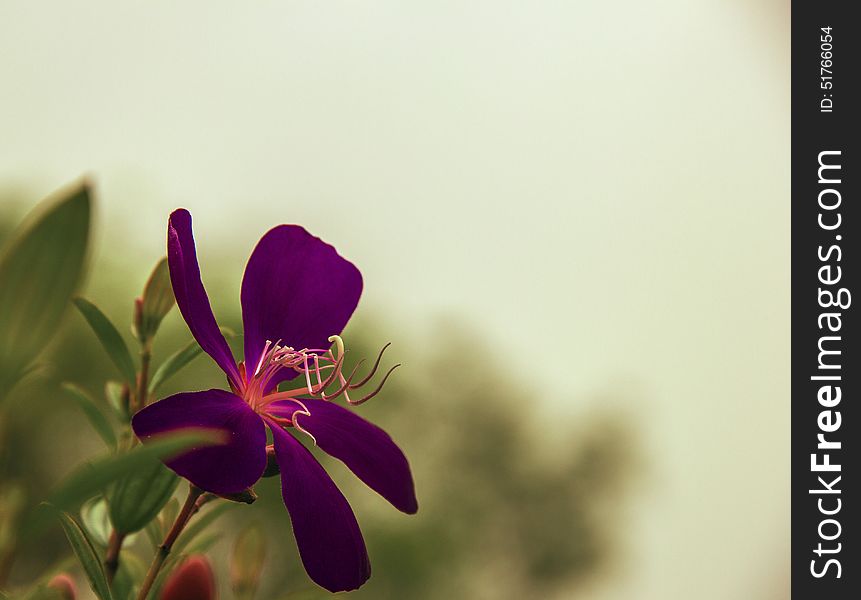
[132,389,266,495]
[168,209,242,387]
[269,400,417,514]
[269,423,370,592]
[241,225,362,379]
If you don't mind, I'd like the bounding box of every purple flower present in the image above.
[132,209,417,593]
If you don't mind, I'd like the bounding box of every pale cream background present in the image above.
[0,1,789,598]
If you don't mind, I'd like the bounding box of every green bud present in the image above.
[133,257,174,344]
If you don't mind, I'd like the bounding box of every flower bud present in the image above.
[134,257,175,344]
[262,444,279,477]
[47,573,77,600]
[217,487,258,504]
[231,524,267,600]
[160,555,216,600]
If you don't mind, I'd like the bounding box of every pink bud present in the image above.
[160,555,217,600]
[47,574,77,600]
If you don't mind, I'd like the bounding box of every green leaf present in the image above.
[172,502,234,557]
[144,519,162,550]
[73,298,137,387]
[80,498,114,547]
[111,550,147,600]
[0,182,90,394]
[133,258,174,343]
[184,531,222,555]
[56,510,113,600]
[104,380,130,421]
[109,460,179,534]
[148,327,235,394]
[147,339,202,395]
[159,498,180,538]
[24,429,226,534]
[62,383,117,449]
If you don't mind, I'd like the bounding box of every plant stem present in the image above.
[136,485,205,600]
[103,342,151,584]
[104,529,126,584]
[135,345,152,413]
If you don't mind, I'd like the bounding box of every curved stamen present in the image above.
[349,363,401,405]
[321,359,365,401]
[349,342,391,389]
[314,354,345,394]
[256,354,346,408]
[245,337,398,413]
[286,400,317,446]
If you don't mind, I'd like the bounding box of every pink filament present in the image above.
[240,340,398,427]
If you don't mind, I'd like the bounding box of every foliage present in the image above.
[0,187,636,600]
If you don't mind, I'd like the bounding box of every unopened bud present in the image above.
[47,573,77,600]
[131,297,144,341]
[135,257,175,344]
[218,487,258,504]
[160,555,216,600]
[262,445,279,477]
[231,524,267,600]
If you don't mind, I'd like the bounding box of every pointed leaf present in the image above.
[104,380,130,421]
[24,429,226,534]
[144,519,161,550]
[159,498,180,538]
[80,498,113,547]
[56,510,113,600]
[147,340,203,395]
[62,383,117,448]
[111,550,147,600]
[109,460,179,534]
[148,327,235,394]
[0,182,90,394]
[74,298,137,387]
[172,503,234,557]
[184,531,222,555]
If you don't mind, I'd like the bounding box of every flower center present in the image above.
[238,335,400,418]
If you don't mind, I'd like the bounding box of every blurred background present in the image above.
[0,1,788,598]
